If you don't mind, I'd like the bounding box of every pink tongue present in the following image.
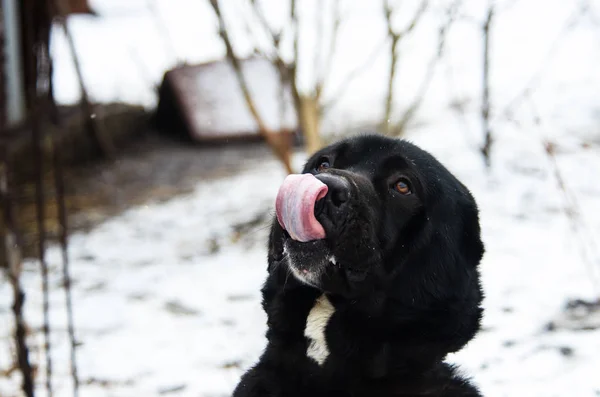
[275,174,328,242]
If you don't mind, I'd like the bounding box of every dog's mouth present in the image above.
[281,234,337,287]
[275,173,332,286]
[275,173,329,242]
[276,173,371,289]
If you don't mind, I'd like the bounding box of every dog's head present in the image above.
[269,135,483,303]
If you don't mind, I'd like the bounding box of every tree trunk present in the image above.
[382,36,398,135]
[299,95,322,155]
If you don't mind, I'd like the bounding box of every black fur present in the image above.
[233,134,485,397]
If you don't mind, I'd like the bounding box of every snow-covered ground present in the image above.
[3,0,600,396]
[2,123,600,397]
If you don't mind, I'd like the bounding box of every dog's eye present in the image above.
[394,179,412,195]
[316,159,331,172]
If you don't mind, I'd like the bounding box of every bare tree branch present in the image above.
[544,141,600,293]
[315,0,342,102]
[382,0,400,135]
[246,1,292,106]
[398,0,429,37]
[289,0,322,154]
[381,0,429,135]
[248,0,323,153]
[493,4,587,128]
[313,0,326,82]
[238,2,268,58]
[209,0,293,173]
[7,267,35,397]
[248,0,297,101]
[320,37,388,114]
[391,0,460,135]
[32,83,53,397]
[290,0,300,95]
[480,3,493,167]
[250,0,283,57]
[54,0,115,159]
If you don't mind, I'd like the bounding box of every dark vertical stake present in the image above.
[2,2,35,395]
[24,0,53,393]
[0,6,6,128]
[52,139,80,397]
[31,57,54,397]
[44,4,78,392]
[53,0,115,159]
[1,128,35,397]
[481,4,494,168]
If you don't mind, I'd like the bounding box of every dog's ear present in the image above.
[389,184,483,304]
[416,184,484,270]
[425,193,484,277]
[458,197,485,268]
[386,191,483,357]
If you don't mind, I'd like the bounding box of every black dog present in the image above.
[233,134,484,397]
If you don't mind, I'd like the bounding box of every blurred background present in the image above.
[1,0,600,396]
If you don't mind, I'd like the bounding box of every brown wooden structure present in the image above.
[156,57,299,143]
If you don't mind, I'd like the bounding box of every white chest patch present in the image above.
[304,294,335,365]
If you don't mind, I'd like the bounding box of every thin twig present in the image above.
[209,0,293,173]
[247,0,291,88]
[25,0,53,392]
[313,1,326,89]
[290,0,323,153]
[8,271,35,397]
[250,0,283,53]
[289,0,300,107]
[314,0,342,102]
[544,141,600,293]
[493,3,587,128]
[392,0,460,135]
[54,0,115,159]
[1,133,34,397]
[247,1,294,93]
[52,140,80,397]
[278,64,287,135]
[248,0,322,153]
[211,0,270,132]
[382,0,399,135]
[480,3,493,167]
[320,37,388,114]
[381,0,429,135]
[237,2,267,58]
[32,83,53,397]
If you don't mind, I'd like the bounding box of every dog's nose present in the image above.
[315,174,350,210]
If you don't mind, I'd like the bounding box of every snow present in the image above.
[3,0,600,396]
[3,123,600,397]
